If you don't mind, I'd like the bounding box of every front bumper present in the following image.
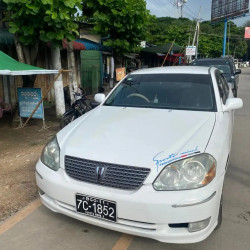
[36,160,224,244]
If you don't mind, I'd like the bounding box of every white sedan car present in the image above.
[36,66,243,243]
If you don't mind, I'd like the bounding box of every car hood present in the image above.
[57,106,216,183]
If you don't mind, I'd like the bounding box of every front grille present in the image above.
[65,155,151,190]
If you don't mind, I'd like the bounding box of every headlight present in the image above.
[153,154,216,191]
[41,137,60,171]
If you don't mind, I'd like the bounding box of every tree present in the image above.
[146,17,195,47]
[3,0,81,116]
[82,0,150,66]
[146,17,248,58]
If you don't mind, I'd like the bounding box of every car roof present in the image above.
[194,58,232,62]
[131,66,210,75]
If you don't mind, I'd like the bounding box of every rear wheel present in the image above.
[233,88,237,97]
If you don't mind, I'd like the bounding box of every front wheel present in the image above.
[60,113,75,129]
[215,195,223,230]
[233,88,237,97]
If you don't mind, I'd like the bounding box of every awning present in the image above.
[48,38,110,51]
[157,53,184,63]
[0,51,58,75]
[62,39,86,50]
[141,43,182,54]
[124,53,138,59]
[75,39,111,52]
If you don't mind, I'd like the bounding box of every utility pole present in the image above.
[192,7,201,59]
[223,19,228,57]
[176,0,188,18]
[196,7,201,59]
[228,21,231,56]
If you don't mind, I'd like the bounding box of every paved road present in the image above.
[1,68,250,250]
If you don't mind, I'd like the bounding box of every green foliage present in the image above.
[81,0,150,55]
[147,17,194,47]
[147,17,248,58]
[3,0,81,46]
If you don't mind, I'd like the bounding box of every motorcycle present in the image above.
[60,87,92,128]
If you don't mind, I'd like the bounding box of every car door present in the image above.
[215,71,234,154]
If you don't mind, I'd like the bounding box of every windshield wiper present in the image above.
[122,80,140,86]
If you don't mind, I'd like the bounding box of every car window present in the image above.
[192,60,232,74]
[105,74,216,112]
[221,75,229,99]
[215,71,228,104]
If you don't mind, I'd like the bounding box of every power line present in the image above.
[166,0,179,18]
[147,0,176,18]
[158,0,176,17]
[182,9,196,20]
[185,4,200,19]
[147,0,205,21]
[199,32,245,40]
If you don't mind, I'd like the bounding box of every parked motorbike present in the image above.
[60,88,92,128]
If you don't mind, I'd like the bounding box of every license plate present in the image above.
[75,194,117,222]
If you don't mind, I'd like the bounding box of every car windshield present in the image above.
[191,60,231,74]
[104,74,216,112]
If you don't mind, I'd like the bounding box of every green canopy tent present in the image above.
[0,51,62,127]
[0,51,58,75]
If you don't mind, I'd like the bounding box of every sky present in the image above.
[146,0,250,26]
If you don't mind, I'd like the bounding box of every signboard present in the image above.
[17,88,44,119]
[186,46,196,56]
[211,0,249,22]
[116,67,126,81]
[140,41,146,48]
[245,27,250,38]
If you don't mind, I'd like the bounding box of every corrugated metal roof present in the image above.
[75,39,111,52]
[62,39,86,50]
[141,43,182,54]
[0,29,111,52]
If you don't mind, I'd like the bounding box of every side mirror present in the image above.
[223,98,243,112]
[94,93,105,104]
[235,69,241,75]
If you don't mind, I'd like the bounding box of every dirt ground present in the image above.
[0,107,60,222]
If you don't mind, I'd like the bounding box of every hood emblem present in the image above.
[96,166,105,181]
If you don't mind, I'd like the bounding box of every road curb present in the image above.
[0,199,42,236]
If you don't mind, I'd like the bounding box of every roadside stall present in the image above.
[0,51,62,129]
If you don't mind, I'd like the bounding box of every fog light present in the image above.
[188,217,211,232]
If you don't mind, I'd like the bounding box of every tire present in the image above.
[215,195,223,230]
[233,88,237,97]
[60,113,75,129]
